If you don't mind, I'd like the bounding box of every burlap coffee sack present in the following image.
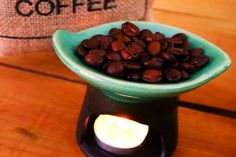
[0,0,154,56]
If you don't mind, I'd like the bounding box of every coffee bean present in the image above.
[181,55,190,62]
[89,49,106,56]
[106,52,121,61]
[127,42,144,56]
[121,49,138,61]
[111,40,125,52]
[84,53,104,68]
[132,37,146,48]
[161,40,169,51]
[167,48,183,57]
[138,52,150,63]
[180,70,190,80]
[172,33,187,41]
[172,38,184,47]
[180,62,196,73]
[121,49,133,61]
[189,48,203,57]
[122,22,140,37]
[190,55,209,69]
[183,41,190,50]
[140,29,153,42]
[160,52,177,64]
[142,69,162,83]
[107,62,124,77]
[147,41,161,56]
[172,61,179,68]
[76,45,88,58]
[126,73,140,81]
[144,57,164,69]
[100,36,113,50]
[116,32,132,43]
[153,32,165,41]
[166,38,175,48]
[102,61,112,71]
[109,28,121,38]
[181,50,189,56]
[91,34,104,42]
[123,62,141,71]
[109,28,132,43]
[164,68,182,82]
[82,37,100,49]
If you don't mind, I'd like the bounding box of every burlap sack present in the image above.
[0,0,154,56]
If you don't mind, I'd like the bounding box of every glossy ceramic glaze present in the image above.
[52,21,231,103]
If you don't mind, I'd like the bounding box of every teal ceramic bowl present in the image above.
[52,21,231,103]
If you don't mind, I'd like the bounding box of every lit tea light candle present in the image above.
[94,114,149,155]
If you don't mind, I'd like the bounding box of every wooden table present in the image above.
[0,0,236,156]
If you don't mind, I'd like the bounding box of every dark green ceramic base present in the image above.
[76,86,178,157]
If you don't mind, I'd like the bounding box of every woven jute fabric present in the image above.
[0,0,154,56]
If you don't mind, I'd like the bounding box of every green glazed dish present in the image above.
[52,21,231,103]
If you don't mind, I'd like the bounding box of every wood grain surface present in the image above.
[0,0,236,156]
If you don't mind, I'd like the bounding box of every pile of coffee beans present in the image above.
[76,22,209,83]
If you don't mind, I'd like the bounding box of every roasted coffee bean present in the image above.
[180,62,196,73]
[121,49,138,61]
[172,38,183,44]
[181,55,190,62]
[172,61,179,68]
[144,57,164,69]
[190,55,209,69]
[121,49,132,61]
[140,29,153,42]
[138,52,150,63]
[126,73,140,81]
[89,49,106,56]
[127,42,144,55]
[147,41,161,56]
[84,53,104,68]
[167,48,183,57]
[122,22,140,37]
[106,52,121,61]
[183,41,190,50]
[189,48,203,57]
[172,38,184,47]
[92,34,104,42]
[123,62,141,71]
[109,28,121,38]
[76,45,88,58]
[107,62,124,77]
[153,32,165,41]
[76,22,210,83]
[114,32,132,43]
[100,36,113,50]
[109,28,132,43]
[142,69,162,83]
[120,34,132,43]
[166,38,175,48]
[180,70,190,80]
[82,37,100,49]
[102,61,112,71]
[182,50,189,56]
[164,68,182,82]
[161,40,169,51]
[172,33,187,41]
[111,40,125,52]
[160,52,177,64]
[132,37,146,48]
